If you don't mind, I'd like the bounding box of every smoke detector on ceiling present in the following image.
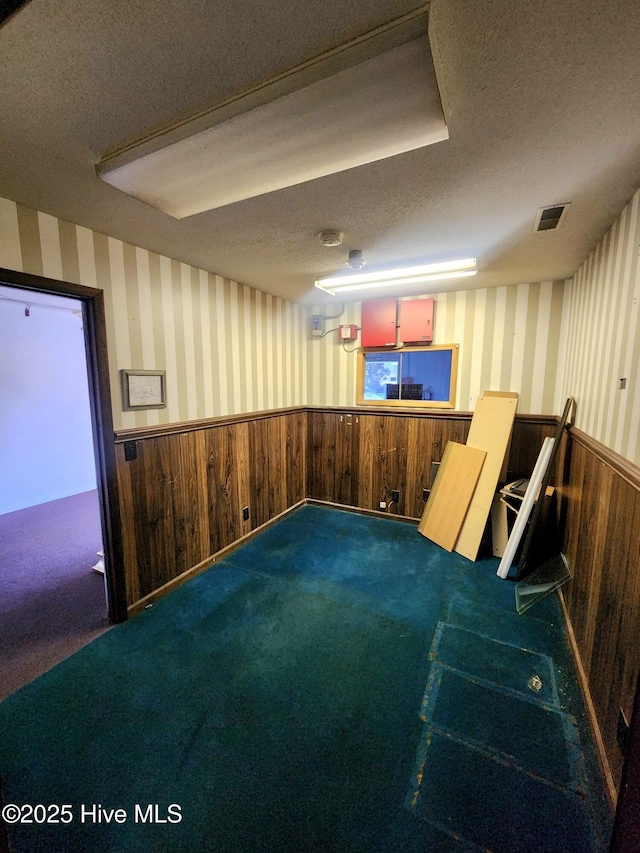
[318,230,343,247]
[346,249,366,270]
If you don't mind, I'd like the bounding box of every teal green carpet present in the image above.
[0,505,611,851]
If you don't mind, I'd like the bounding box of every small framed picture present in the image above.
[121,369,166,411]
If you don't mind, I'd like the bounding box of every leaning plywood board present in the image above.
[454,393,518,561]
[418,441,486,551]
[484,391,516,482]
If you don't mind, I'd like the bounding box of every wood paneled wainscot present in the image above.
[561,427,640,798]
[116,405,556,613]
[306,406,556,519]
[115,409,306,611]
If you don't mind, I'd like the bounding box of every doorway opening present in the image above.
[0,267,126,699]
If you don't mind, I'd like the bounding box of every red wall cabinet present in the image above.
[398,298,434,344]
[361,297,434,347]
[361,298,397,347]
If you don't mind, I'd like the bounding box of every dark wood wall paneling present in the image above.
[249,412,306,527]
[306,407,555,519]
[116,411,306,605]
[117,406,556,610]
[561,428,640,790]
[307,412,360,507]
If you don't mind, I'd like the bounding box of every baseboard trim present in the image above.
[305,498,420,524]
[558,588,617,811]
[127,500,307,616]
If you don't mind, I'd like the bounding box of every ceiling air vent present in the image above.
[534,203,570,232]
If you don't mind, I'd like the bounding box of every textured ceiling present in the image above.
[1,0,640,305]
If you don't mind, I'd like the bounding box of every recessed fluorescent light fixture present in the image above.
[96,6,447,218]
[315,259,477,295]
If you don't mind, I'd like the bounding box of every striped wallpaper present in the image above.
[0,197,307,430]
[307,281,567,415]
[2,190,637,464]
[560,188,640,466]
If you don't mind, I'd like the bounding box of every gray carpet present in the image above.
[0,490,109,700]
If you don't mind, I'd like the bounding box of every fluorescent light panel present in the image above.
[97,8,447,218]
[315,259,477,295]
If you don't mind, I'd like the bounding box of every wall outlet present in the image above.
[242,506,250,521]
[379,501,387,510]
[124,440,137,461]
[391,490,400,503]
[311,314,324,337]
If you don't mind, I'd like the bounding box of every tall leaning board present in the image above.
[454,393,518,561]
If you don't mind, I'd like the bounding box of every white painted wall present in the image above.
[0,286,97,515]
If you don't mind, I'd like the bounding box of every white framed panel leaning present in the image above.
[496,436,555,580]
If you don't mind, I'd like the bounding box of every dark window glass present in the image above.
[362,348,455,403]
